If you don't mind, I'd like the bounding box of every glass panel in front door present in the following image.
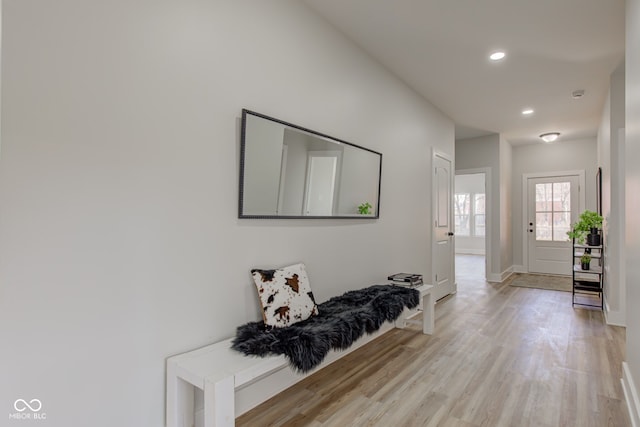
[534,181,571,242]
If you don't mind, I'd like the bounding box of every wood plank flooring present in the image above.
[237,255,630,426]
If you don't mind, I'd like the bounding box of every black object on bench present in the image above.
[231,284,419,372]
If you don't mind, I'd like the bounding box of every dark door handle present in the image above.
[447,232,454,236]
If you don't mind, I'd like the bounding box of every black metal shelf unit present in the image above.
[572,241,603,309]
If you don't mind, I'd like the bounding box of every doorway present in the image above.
[524,171,585,275]
[455,168,490,283]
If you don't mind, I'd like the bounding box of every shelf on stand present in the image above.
[573,265,602,274]
[573,280,602,292]
[572,239,603,310]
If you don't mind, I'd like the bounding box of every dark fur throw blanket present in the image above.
[231,285,419,372]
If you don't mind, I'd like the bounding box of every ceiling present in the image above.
[303,0,625,145]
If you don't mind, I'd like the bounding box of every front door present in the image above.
[527,174,582,275]
[433,151,454,300]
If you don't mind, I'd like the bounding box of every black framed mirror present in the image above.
[239,109,382,219]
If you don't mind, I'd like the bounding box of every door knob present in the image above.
[447,232,454,236]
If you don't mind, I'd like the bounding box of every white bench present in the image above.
[166,284,433,427]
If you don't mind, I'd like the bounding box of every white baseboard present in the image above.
[623,362,640,427]
[604,299,626,326]
[512,264,527,273]
[487,266,513,283]
[487,273,500,282]
[455,249,486,255]
[501,268,514,281]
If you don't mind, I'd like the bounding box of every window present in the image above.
[534,182,571,241]
[474,193,485,237]
[454,193,470,236]
[455,192,485,237]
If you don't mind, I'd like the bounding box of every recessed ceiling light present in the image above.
[572,89,585,99]
[539,132,560,143]
[522,109,534,115]
[489,51,506,61]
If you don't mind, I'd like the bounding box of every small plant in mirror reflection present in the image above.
[358,202,372,215]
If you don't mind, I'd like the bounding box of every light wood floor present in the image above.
[237,255,630,426]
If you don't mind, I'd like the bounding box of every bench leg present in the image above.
[166,362,195,427]
[167,363,196,427]
[166,362,178,427]
[204,376,235,427]
[422,291,434,335]
[394,308,407,329]
[394,290,434,335]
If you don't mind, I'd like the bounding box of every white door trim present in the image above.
[521,170,585,272]
[455,167,492,282]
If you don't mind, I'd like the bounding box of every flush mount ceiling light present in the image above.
[522,108,534,115]
[489,51,506,61]
[539,132,560,143]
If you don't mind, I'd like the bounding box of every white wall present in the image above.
[499,136,513,275]
[598,61,626,326]
[0,1,453,427]
[609,63,626,325]
[454,173,486,254]
[624,0,640,423]
[510,138,598,270]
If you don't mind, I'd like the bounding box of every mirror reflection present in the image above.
[239,110,382,218]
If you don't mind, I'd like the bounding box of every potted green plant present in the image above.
[580,253,591,270]
[358,202,372,215]
[567,210,603,245]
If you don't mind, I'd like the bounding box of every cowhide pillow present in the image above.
[251,263,319,328]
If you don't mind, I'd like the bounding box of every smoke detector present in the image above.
[572,90,585,99]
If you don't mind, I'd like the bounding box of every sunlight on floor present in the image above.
[455,253,485,283]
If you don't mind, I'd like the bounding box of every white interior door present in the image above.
[303,153,338,216]
[527,174,581,275]
[433,151,455,300]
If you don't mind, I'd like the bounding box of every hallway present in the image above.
[239,256,630,426]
